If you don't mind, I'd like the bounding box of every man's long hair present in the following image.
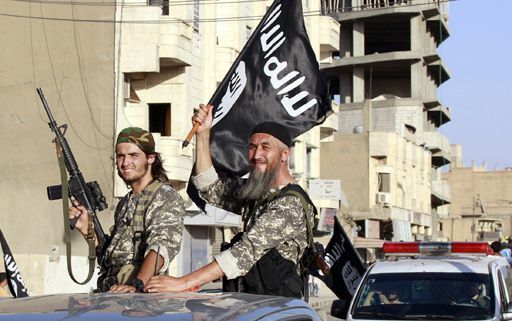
[151,153,169,182]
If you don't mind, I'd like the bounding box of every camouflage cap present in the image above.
[116,127,155,154]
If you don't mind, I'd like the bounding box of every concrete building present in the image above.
[319,0,452,257]
[0,0,338,294]
[441,145,512,242]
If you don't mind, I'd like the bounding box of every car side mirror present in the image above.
[330,299,349,319]
[502,302,512,320]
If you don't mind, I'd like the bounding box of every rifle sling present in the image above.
[56,141,96,285]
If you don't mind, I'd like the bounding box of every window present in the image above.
[246,26,252,41]
[353,273,494,320]
[161,0,169,16]
[288,143,296,171]
[378,173,390,193]
[193,0,199,32]
[148,0,168,15]
[181,226,209,275]
[123,75,131,101]
[306,147,312,178]
[148,103,171,136]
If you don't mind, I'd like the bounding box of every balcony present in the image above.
[424,100,451,127]
[159,19,194,67]
[155,135,193,183]
[431,179,451,207]
[320,102,339,141]
[427,59,451,86]
[434,204,450,219]
[426,13,450,45]
[422,131,451,168]
[321,51,420,72]
[319,16,340,52]
[328,0,445,21]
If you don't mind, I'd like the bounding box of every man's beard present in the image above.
[238,165,278,201]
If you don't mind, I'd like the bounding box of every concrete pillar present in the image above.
[353,20,365,57]
[354,67,365,102]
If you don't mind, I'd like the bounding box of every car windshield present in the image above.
[352,272,494,320]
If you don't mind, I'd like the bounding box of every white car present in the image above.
[337,242,512,321]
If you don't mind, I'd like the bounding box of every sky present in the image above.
[439,0,512,170]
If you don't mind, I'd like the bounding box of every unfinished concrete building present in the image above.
[319,0,452,257]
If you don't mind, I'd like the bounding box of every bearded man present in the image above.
[147,104,316,298]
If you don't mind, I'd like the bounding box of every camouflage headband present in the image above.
[116,127,155,154]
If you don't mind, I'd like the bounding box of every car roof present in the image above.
[0,292,321,321]
[369,255,509,275]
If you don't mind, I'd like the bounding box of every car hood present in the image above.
[0,292,308,320]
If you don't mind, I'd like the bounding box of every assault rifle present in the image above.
[37,88,108,260]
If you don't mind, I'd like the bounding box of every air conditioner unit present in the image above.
[376,192,391,205]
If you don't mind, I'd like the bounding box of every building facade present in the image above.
[319,0,452,258]
[441,145,512,242]
[0,0,339,294]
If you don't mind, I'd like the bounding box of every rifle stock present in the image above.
[37,88,109,258]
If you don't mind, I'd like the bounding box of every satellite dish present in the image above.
[353,125,363,134]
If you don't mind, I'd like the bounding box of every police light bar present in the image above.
[383,242,490,256]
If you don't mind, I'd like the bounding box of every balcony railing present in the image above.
[431,179,451,205]
[320,102,339,141]
[159,19,194,67]
[422,131,451,167]
[319,16,340,52]
[321,0,446,13]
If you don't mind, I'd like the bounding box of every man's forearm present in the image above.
[195,132,213,175]
[136,250,164,286]
[182,261,224,289]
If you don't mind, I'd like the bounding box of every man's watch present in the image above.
[131,278,145,293]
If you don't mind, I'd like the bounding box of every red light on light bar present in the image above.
[451,242,489,254]
[383,241,490,255]
[383,242,419,253]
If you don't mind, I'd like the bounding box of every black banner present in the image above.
[313,216,366,300]
[0,230,29,298]
[187,0,331,208]
[206,0,331,176]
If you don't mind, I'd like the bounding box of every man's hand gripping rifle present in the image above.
[37,88,108,261]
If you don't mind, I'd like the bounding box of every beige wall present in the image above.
[321,134,370,212]
[441,167,512,240]
[0,1,115,294]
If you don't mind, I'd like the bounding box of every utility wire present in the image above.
[10,0,456,9]
[11,0,277,6]
[3,0,456,24]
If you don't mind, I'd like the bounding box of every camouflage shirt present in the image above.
[192,166,315,280]
[105,183,185,273]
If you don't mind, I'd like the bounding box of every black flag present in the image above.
[0,230,29,298]
[313,216,366,300]
[187,0,331,207]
